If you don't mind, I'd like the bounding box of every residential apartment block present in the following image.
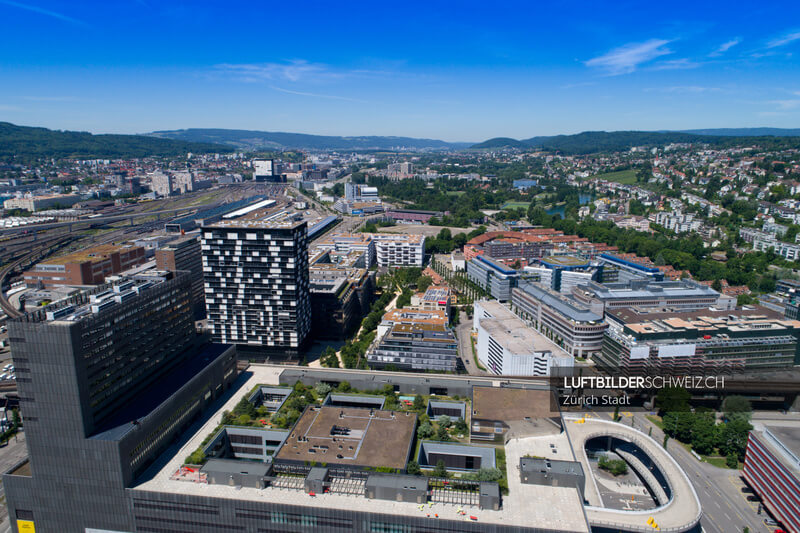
[201,211,311,356]
[155,233,205,318]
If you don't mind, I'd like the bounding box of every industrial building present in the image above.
[23,243,147,288]
[473,300,574,376]
[599,307,800,375]
[3,193,81,211]
[201,206,311,357]
[511,281,607,358]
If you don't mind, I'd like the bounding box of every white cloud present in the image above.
[585,39,672,75]
[769,99,800,110]
[268,86,366,103]
[0,0,85,25]
[709,38,741,57]
[651,58,701,70]
[767,31,800,48]
[645,86,720,93]
[213,60,333,83]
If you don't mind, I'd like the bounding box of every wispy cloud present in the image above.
[651,58,701,70]
[585,39,672,75]
[213,60,333,83]
[709,38,741,57]
[22,95,79,102]
[767,30,800,49]
[268,85,366,103]
[561,81,596,89]
[0,0,85,25]
[769,99,800,110]
[644,86,720,93]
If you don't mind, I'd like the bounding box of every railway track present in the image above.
[0,235,75,318]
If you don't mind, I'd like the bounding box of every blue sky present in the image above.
[1,0,799,141]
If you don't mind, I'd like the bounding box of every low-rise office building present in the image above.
[467,255,519,301]
[3,193,81,211]
[512,282,607,358]
[572,278,730,314]
[376,307,448,338]
[599,307,800,375]
[474,300,574,376]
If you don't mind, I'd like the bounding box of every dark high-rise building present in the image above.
[2,273,238,532]
[201,213,311,358]
[155,233,205,319]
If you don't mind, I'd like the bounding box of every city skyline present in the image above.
[0,0,799,140]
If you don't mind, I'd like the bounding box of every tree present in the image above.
[437,415,452,428]
[435,423,450,441]
[454,417,468,434]
[406,460,421,475]
[337,381,351,392]
[717,417,753,460]
[416,276,433,293]
[655,387,691,415]
[432,459,449,478]
[315,382,332,397]
[722,396,752,422]
[417,422,434,440]
[413,394,425,410]
[690,411,717,455]
[726,453,739,469]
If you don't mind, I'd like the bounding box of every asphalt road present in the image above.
[625,412,773,533]
[454,321,489,376]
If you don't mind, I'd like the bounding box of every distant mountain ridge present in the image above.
[0,122,231,160]
[473,128,800,154]
[148,128,471,151]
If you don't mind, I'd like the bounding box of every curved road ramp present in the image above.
[566,417,702,532]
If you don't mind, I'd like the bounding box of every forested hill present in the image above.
[0,122,232,160]
[472,130,800,154]
[148,128,471,151]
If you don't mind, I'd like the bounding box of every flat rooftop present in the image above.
[38,243,142,265]
[382,307,447,326]
[472,386,560,422]
[275,406,416,470]
[132,366,590,531]
[758,424,800,474]
[207,206,305,230]
[480,316,570,359]
[539,255,590,268]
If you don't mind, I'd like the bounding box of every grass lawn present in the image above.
[446,191,466,196]
[501,201,530,210]
[471,337,487,371]
[590,169,638,185]
[645,415,664,429]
